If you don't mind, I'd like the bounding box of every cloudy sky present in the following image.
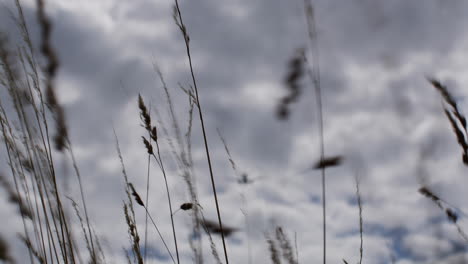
[1,0,468,263]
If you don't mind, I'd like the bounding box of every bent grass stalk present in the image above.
[173,1,229,263]
[138,95,180,264]
[303,1,327,263]
[129,183,176,264]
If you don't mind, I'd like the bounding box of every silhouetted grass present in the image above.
[1,1,468,264]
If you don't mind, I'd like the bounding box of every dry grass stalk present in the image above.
[128,183,176,264]
[66,196,100,264]
[136,95,155,262]
[302,1,327,263]
[173,1,229,262]
[123,204,143,264]
[428,78,468,165]
[0,63,74,263]
[19,234,45,264]
[154,66,184,156]
[115,130,144,264]
[6,2,93,263]
[355,175,363,264]
[192,210,222,264]
[153,68,203,263]
[217,129,241,177]
[137,95,180,264]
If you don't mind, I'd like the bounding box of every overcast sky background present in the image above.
[1,0,468,263]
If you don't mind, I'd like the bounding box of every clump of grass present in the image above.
[0,1,103,262]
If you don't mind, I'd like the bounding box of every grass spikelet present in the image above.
[418,187,441,204]
[150,126,158,142]
[266,234,282,264]
[217,129,240,177]
[428,78,468,165]
[418,186,468,242]
[203,219,238,237]
[138,94,152,132]
[0,235,14,263]
[275,227,297,264]
[313,156,343,169]
[418,186,444,210]
[123,204,143,264]
[128,183,144,207]
[141,136,154,155]
[445,208,458,223]
[180,202,194,210]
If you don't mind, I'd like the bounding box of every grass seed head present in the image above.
[446,208,458,223]
[141,136,153,155]
[129,183,144,207]
[313,156,343,169]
